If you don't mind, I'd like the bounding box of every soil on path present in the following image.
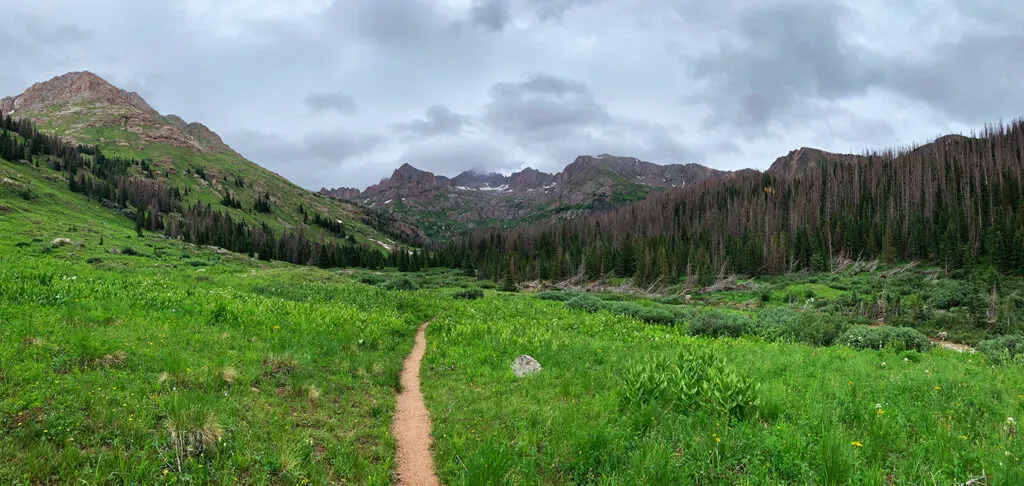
[392,321,440,486]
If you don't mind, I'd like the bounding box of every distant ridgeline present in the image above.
[0,115,436,270]
[441,120,1024,285]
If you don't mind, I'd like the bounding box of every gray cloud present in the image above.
[399,137,510,176]
[689,2,877,129]
[304,91,357,115]
[223,128,381,188]
[471,0,512,31]
[395,105,471,138]
[1,0,1022,190]
[484,73,610,141]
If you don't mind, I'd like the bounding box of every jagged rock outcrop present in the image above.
[320,187,362,201]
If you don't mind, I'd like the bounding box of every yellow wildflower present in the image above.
[851,441,863,447]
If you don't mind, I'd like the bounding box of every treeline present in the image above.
[0,114,399,270]
[443,119,1024,285]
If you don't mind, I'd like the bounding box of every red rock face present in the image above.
[0,71,232,154]
[320,187,362,200]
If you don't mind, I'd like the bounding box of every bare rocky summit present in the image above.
[0,71,232,153]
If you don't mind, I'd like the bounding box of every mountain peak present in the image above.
[451,169,508,189]
[1,71,154,116]
[767,147,863,178]
[0,71,231,153]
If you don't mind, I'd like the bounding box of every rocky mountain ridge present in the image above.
[321,154,725,238]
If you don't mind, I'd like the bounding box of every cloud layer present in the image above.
[1,0,1021,189]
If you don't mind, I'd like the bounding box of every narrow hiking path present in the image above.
[392,321,440,486]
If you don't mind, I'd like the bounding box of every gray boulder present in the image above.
[512,355,542,377]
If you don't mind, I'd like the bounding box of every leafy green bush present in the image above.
[838,325,933,352]
[604,301,676,325]
[357,273,387,285]
[786,313,849,346]
[622,349,761,419]
[382,277,419,291]
[754,307,798,341]
[86,257,102,264]
[977,335,1024,364]
[564,293,604,313]
[688,311,753,338]
[927,280,974,310]
[453,288,484,300]
[535,290,576,302]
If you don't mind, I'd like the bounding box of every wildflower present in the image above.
[880,361,886,368]
[1008,417,1016,425]
[715,437,722,443]
[934,386,942,391]
[876,409,884,416]
[273,325,280,330]
[960,435,968,440]
[163,469,168,475]
[851,441,863,447]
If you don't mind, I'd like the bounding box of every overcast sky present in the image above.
[2,0,1022,190]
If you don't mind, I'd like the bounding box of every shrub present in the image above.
[688,311,753,338]
[535,290,576,302]
[382,277,419,291]
[564,294,604,313]
[786,313,849,346]
[357,273,387,285]
[838,325,933,352]
[628,306,677,325]
[754,307,798,341]
[977,335,1024,364]
[121,246,139,256]
[604,301,676,325]
[86,257,103,264]
[622,349,761,419]
[927,280,973,310]
[453,288,484,300]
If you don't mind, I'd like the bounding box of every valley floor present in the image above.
[3,180,1024,484]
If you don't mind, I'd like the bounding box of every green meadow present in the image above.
[4,154,1024,484]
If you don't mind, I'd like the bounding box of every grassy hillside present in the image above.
[44,124,403,248]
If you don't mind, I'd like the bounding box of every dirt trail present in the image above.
[928,337,975,353]
[392,321,440,486]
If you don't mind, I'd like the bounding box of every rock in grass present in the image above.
[51,237,73,246]
[512,355,541,377]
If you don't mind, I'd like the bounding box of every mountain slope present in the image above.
[1,71,424,249]
[321,155,724,239]
[446,120,1024,284]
